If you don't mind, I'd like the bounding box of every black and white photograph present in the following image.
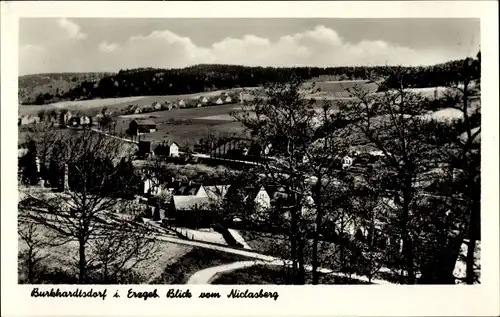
[2,2,498,316]
[15,16,483,286]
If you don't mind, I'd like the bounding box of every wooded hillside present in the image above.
[19,54,479,105]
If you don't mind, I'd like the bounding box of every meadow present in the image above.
[19,80,453,148]
[18,88,251,116]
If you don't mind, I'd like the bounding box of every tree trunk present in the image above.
[297,234,306,284]
[311,178,322,284]
[401,185,415,284]
[311,224,320,284]
[290,206,298,283]
[465,238,476,284]
[27,248,34,283]
[78,237,87,284]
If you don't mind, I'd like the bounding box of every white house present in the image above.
[196,103,203,108]
[369,150,385,157]
[152,102,162,110]
[342,155,353,169]
[169,142,179,157]
[224,96,232,103]
[20,115,41,125]
[178,100,186,108]
[143,177,162,196]
[263,143,272,156]
[215,98,223,105]
[243,186,271,212]
[199,96,208,104]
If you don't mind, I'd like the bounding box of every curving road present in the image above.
[186,258,395,285]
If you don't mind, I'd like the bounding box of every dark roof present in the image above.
[225,184,266,202]
[174,183,203,196]
[133,119,156,126]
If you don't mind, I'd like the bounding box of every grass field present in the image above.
[19,81,374,116]
[18,88,249,116]
[18,221,193,284]
[115,103,248,145]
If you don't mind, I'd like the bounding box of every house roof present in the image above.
[133,119,156,126]
[174,183,203,196]
[226,184,267,202]
[173,196,211,210]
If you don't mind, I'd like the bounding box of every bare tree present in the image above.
[232,78,360,284]
[88,216,159,283]
[18,220,50,283]
[339,69,448,283]
[19,129,150,284]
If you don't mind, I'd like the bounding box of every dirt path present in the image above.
[186,259,396,285]
[227,229,252,250]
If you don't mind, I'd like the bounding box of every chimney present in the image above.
[63,163,69,191]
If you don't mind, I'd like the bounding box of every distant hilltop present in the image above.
[19,56,478,106]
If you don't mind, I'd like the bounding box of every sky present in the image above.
[19,18,480,76]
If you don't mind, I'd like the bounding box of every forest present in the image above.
[19,54,479,105]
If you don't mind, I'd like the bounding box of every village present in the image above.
[18,90,385,250]
[14,15,483,287]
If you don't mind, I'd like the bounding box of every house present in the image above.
[129,119,157,135]
[68,116,91,127]
[138,141,153,157]
[173,182,207,197]
[199,96,209,104]
[163,102,173,110]
[178,100,186,108]
[251,186,271,211]
[80,116,91,126]
[226,185,271,212]
[68,117,80,127]
[196,103,203,108]
[143,177,162,196]
[263,143,272,156]
[95,113,103,123]
[152,102,162,110]
[215,98,224,105]
[342,155,353,169]
[58,111,73,126]
[224,96,232,103]
[139,105,153,113]
[19,115,41,126]
[169,142,180,157]
[154,141,179,157]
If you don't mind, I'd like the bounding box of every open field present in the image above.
[19,96,145,116]
[18,88,251,116]
[115,103,249,145]
[19,80,375,116]
[18,221,193,284]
